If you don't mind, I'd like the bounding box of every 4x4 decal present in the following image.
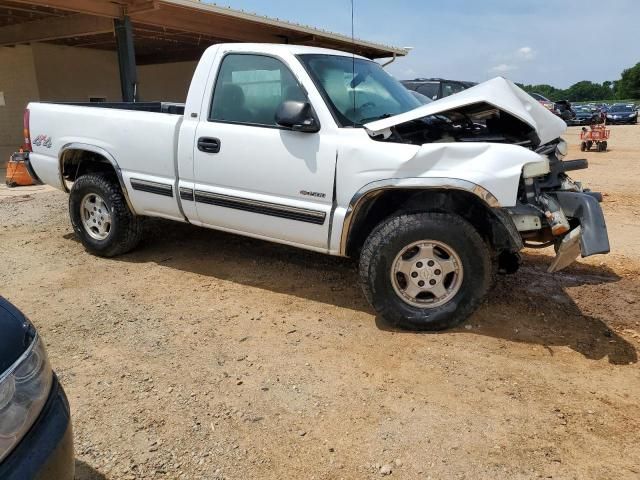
[32,134,52,148]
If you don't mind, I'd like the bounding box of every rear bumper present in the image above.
[0,376,74,480]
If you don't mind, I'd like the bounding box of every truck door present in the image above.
[191,53,335,250]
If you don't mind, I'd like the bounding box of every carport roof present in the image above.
[0,0,408,63]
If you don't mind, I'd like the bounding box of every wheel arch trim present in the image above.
[58,142,136,214]
[339,177,501,256]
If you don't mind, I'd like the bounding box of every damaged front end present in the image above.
[508,141,610,272]
[363,77,610,272]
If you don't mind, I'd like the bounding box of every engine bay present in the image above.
[373,102,542,148]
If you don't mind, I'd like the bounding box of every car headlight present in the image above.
[555,138,568,159]
[0,334,52,462]
[523,157,550,178]
[630,114,636,118]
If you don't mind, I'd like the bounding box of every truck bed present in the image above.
[43,102,185,115]
[28,100,185,223]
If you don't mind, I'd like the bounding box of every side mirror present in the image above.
[275,101,319,133]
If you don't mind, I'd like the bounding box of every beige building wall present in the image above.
[0,45,40,161]
[138,61,198,102]
[1,43,198,168]
[31,43,121,102]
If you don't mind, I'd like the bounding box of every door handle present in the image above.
[197,137,221,153]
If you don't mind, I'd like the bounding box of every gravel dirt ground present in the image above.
[1,125,639,480]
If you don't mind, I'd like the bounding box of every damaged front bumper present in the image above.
[546,191,610,272]
[509,189,610,272]
[507,157,610,272]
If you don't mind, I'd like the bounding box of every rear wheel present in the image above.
[359,212,492,331]
[69,173,142,257]
[580,141,587,151]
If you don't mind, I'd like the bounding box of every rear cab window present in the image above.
[441,82,466,98]
[417,83,439,100]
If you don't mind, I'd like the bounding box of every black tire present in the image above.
[602,141,608,151]
[69,173,142,257]
[359,212,492,331]
[580,142,587,152]
[586,140,593,150]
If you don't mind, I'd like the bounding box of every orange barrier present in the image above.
[5,152,35,187]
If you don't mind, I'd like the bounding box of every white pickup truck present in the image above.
[23,43,609,331]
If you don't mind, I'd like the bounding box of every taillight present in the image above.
[23,108,31,152]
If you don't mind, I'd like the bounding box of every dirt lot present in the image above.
[1,125,639,479]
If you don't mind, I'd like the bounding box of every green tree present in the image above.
[517,83,562,100]
[616,62,640,99]
[563,81,613,101]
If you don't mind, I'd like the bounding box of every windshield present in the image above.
[298,54,421,127]
[610,105,632,112]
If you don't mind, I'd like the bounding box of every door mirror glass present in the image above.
[275,101,319,133]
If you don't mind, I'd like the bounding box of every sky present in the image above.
[204,0,639,88]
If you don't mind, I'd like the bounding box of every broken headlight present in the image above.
[522,157,550,178]
[555,138,568,159]
[0,334,52,462]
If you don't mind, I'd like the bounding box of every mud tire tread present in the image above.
[359,212,493,331]
[69,173,142,257]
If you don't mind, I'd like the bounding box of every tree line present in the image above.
[517,62,640,102]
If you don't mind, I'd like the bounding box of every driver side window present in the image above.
[210,54,306,126]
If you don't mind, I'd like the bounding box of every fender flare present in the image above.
[58,142,136,214]
[339,177,502,256]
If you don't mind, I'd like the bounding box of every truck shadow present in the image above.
[101,218,636,365]
[377,257,638,365]
[75,459,107,479]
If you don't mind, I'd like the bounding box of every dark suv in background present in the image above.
[401,78,478,101]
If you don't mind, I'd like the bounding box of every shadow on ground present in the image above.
[66,217,637,365]
[75,459,107,480]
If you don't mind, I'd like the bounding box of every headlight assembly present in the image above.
[0,334,52,462]
[555,138,568,159]
[523,157,550,178]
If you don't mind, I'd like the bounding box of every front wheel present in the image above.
[69,173,142,257]
[359,212,492,331]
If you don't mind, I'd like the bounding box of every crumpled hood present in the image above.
[365,76,567,145]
